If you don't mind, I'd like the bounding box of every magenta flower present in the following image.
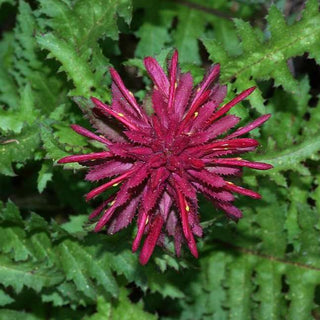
[58,50,272,265]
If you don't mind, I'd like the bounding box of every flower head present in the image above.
[59,50,272,265]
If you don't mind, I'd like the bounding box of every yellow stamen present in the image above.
[117,113,124,117]
[194,112,199,118]
[112,183,119,187]
[175,82,178,89]
[226,181,234,185]
[185,205,190,212]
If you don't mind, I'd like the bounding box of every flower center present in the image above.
[149,132,191,172]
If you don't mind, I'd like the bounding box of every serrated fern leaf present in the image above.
[0,126,40,176]
[252,133,320,186]
[37,33,105,98]
[0,225,32,261]
[241,76,320,187]
[0,309,41,320]
[6,1,64,111]
[37,162,53,194]
[40,125,86,167]
[0,84,38,134]
[0,255,64,294]
[0,200,181,311]
[0,289,14,307]
[180,233,320,320]
[178,180,320,320]
[85,289,157,320]
[0,33,19,108]
[57,239,118,298]
[37,0,132,100]
[203,0,320,113]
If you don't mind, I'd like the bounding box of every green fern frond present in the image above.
[85,289,157,320]
[203,0,320,113]
[0,200,183,310]
[37,0,132,100]
[0,126,40,176]
[254,135,320,185]
[177,174,320,320]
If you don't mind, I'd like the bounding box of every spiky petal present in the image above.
[58,50,272,265]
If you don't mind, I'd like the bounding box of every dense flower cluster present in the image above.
[59,51,272,264]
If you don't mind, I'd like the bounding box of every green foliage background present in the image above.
[1,0,320,318]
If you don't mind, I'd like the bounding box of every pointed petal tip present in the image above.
[94,214,112,232]
[85,191,96,202]
[190,245,198,259]
[70,124,78,130]
[94,221,103,232]
[70,123,89,135]
[90,96,105,105]
[187,235,199,258]
[90,97,110,109]
[59,152,112,165]
[139,245,153,265]
[138,215,163,265]
[132,233,143,253]
[90,96,100,105]
[248,190,262,199]
[264,113,272,121]
[109,67,121,82]
[257,113,272,123]
[139,254,149,265]
[57,157,68,164]
[258,163,273,170]
[109,66,116,75]
[143,56,155,66]
[235,86,256,100]
[259,113,272,121]
[240,86,256,98]
[209,63,220,77]
[172,49,179,60]
[132,244,139,253]
[228,215,242,222]
[225,207,243,220]
[89,213,97,220]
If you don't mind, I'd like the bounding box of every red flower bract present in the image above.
[58,50,272,265]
